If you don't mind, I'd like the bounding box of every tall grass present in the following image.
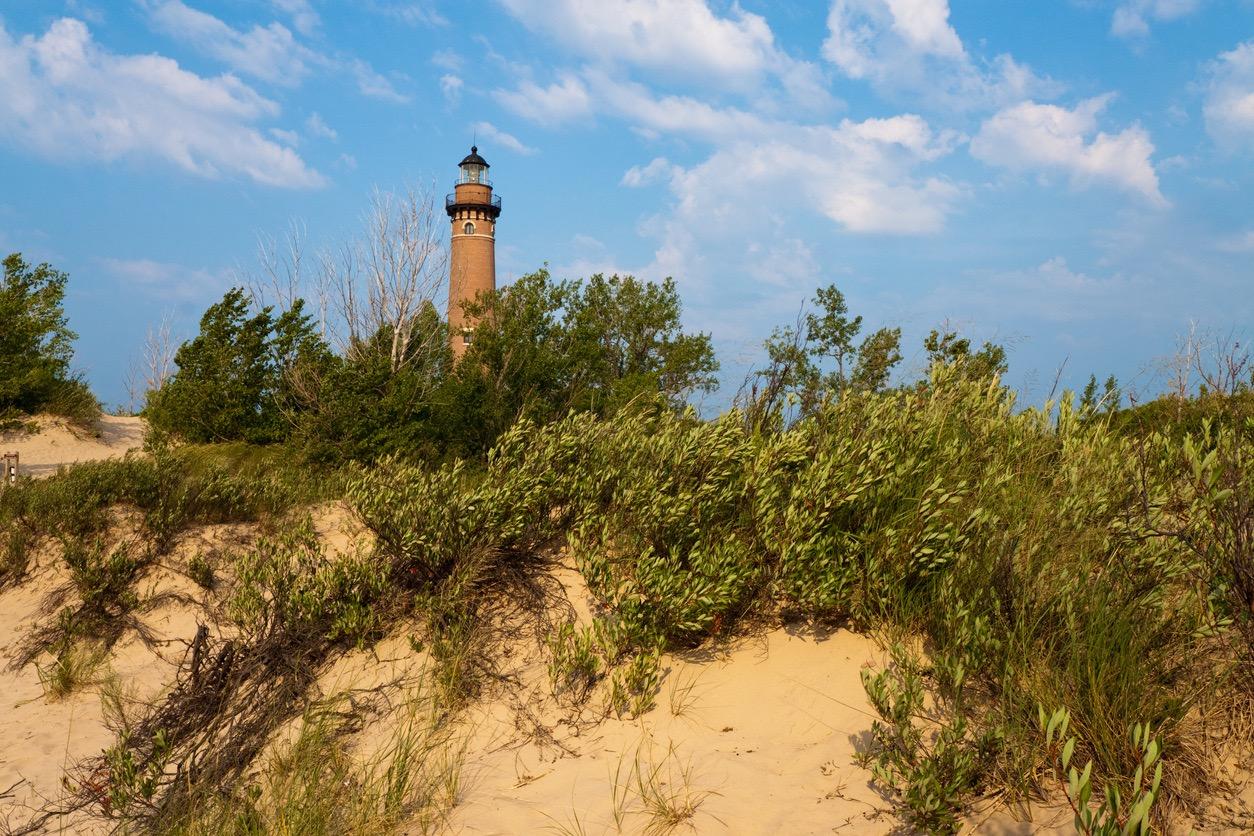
[156,689,462,836]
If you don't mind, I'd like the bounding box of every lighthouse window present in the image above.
[463,221,475,235]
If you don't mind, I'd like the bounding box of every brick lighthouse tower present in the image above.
[445,146,501,359]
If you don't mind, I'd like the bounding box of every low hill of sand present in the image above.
[1,445,1250,833]
[0,415,145,478]
[0,514,1082,835]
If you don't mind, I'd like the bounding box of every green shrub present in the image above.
[0,253,99,421]
[63,537,142,616]
[227,521,388,646]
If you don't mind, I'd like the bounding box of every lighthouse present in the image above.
[445,146,501,359]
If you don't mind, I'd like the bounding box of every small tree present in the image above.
[147,288,330,443]
[851,327,903,394]
[923,328,1008,381]
[745,283,901,427]
[0,253,97,421]
[451,269,718,455]
[806,284,863,391]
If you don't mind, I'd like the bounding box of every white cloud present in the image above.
[621,157,678,187]
[305,112,337,141]
[471,121,536,155]
[495,74,593,125]
[431,49,462,72]
[1203,40,1254,151]
[496,0,833,111]
[270,0,320,35]
[269,127,300,145]
[745,238,821,288]
[144,0,310,85]
[100,257,230,302]
[970,96,1166,205]
[500,0,776,85]
[440,73,463,105]
[1111,0,1201,39]
[0,18,324,187]
[142,1,408,101]
[822,0,1057,108]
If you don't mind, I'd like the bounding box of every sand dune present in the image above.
[1,415,145,479]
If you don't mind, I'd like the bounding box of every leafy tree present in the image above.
[805,284,863,391]
[0,253,97,421]
[563,273,719,413]
[294,304,450,463]
[923,329,1008,381]
[453,269,718,451]
[147,289,329,443]
[851,327,903,394]
[748,284,901,425]
[1080,373,1123,417]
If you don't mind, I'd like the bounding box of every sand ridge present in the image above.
[1,415,146,479]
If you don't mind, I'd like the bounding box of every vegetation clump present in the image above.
[0,253,98,425]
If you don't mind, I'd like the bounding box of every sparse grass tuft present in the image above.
[160,689,463,836]
[36,631,109,701]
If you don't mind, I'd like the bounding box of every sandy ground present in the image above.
[1,415,146,478]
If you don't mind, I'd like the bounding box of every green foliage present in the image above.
[607,646,663,717]
[105,729,172,816]
[64,538,142,616]
[227,521,388,646]
[187,553,215,590]
[860,645,994,834]
[452,269,718,454]
[1040,707,1163,835]
[0,253,98,422]
[35,610,110,700]
[746,283,903,426]
[147,288,331,443]
[923,328,1008,381]
[546,623,604,702]
[0,525,33,585]
[159,695,461,836]
[566,409,764,649]
[805,283,863,387]
[851,326,903,394]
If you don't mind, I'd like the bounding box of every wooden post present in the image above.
[2,451,17,485]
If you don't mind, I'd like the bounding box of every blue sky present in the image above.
[1,0,1252,411]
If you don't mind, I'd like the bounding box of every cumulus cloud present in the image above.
[648,114,962,283]
[970,96,1166,205]
[621,157,678,187]
[471,121,536,155]
[144,0,311,85]
[1203,40,1254,150]
[1110,0,1202,39]
[500,0,775,84]
[142,0,407,101]
[822,0,1057,108]
[496,0,832,110]
[0,18,323,187]
[495,74,593,125]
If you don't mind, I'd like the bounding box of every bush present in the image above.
[0,253,99,422]
[146,288,331,444]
